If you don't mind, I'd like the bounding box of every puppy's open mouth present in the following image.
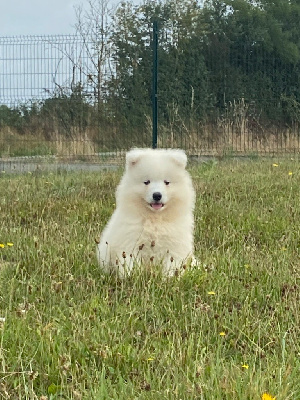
[150,202,164,210]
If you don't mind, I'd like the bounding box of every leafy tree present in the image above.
[109,0,210,134]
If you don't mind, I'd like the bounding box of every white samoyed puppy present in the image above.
[97,148,195,277]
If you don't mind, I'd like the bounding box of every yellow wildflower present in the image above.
[0,244,5,248]
[242,364,249,369]
[219,332,226,336]
[207,291,215,295]
[272,163,279,167]
[288,171,293,176]
[147,357,155,361]
[262,393,276,400]
[6,243,13,247]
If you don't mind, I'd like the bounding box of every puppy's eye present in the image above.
[164,180,170,185]
[144,180,150,185]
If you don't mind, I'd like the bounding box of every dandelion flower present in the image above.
[288,171,293,176]
[272,163,279,167]
[242,364,249,369]
[262,393,276,400]
[0,244,5,248]
[219,332,226,336]
[207,291,215,295]
[6,243,13,247]
[147,357,155,361]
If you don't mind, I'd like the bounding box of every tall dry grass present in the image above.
[1,101,300,159]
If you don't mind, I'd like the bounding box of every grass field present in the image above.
[0,159,299,400]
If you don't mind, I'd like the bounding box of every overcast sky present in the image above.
[1,0,140,36]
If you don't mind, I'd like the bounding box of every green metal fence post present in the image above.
[152,20,158,149]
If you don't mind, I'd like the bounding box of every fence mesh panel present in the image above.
[0,35,132,161]
[1,28,300,162]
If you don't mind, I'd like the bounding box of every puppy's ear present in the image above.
[168,149,187,168]
[126,148,144,167]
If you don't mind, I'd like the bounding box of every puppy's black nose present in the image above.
[153,192,162,202]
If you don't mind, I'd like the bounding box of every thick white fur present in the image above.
[97,148,195,277]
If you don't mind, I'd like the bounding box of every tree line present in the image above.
[1,0,300,150]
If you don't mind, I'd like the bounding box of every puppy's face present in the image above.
[142,178,170,211]
[123,164,174,212]
[117,149,191,214]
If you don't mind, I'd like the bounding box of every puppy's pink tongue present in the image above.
[152,203,163,210]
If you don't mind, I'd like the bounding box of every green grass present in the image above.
[0,159,299,399]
